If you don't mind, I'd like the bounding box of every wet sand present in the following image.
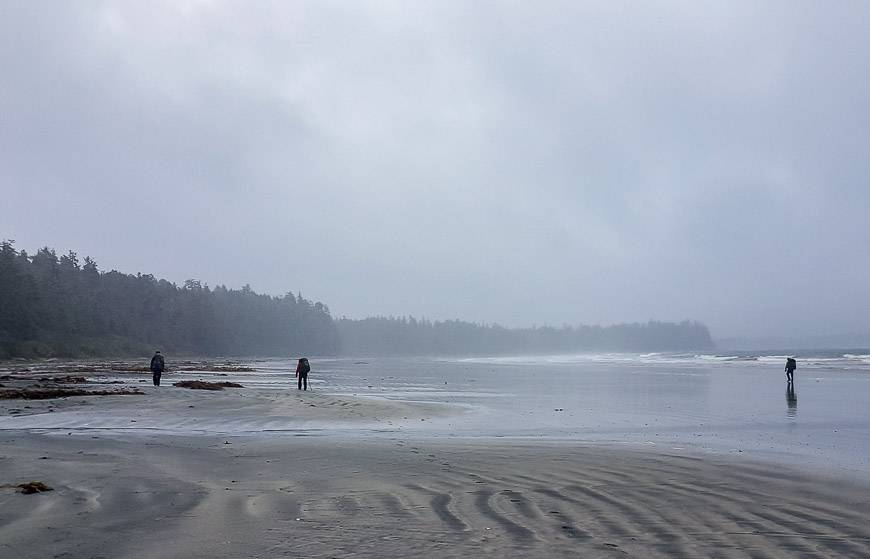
[3,357,870,557]
[0,362,447,433]
[2,433,870,558]
[0,385,441,433]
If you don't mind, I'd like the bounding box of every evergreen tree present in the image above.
[0,240,714,359]
[0,241,338,358]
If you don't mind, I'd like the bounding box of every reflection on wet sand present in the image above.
[786,382,797,417]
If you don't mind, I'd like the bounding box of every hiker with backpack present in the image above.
[785,357,797,383]
[296,357,311,390]
[150,351,166,386]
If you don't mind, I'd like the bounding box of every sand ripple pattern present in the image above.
[1,437,869,558]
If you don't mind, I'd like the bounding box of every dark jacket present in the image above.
[150,354,165,373]
[295,358,310,377]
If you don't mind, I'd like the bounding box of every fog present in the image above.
[2,2,869,340]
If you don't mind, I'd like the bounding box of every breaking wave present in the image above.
[453,350,870,370]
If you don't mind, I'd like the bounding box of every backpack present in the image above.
[300,359,310,374]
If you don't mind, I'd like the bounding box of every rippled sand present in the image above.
[3,356,870,557]
[2,434,869,558]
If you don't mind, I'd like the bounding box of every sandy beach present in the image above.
[3,433,870,558]
[3,357,870,557]
[6,2,870,555]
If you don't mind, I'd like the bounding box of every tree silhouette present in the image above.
[0,241,338,358]
[0,240,714,359]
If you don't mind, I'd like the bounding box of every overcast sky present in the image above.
[2,1,869,339]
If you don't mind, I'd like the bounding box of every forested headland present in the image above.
[0,241,338,359]
[0,241,714,359]
[336,317,714,355]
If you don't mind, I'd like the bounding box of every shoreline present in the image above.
[3,359,868,482]
[4,357,870,556]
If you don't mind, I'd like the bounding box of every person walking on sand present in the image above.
[296,357,310,391]
[785,357,797,383]
[150,351,165,387]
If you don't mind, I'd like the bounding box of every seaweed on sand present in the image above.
[0,388,144,400]
[37,376,89,384]
[173,381,244,391]
[17,481,53,494]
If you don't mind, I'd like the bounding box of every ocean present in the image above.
[4,350,870,474]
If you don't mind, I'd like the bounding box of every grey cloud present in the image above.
[2,1,869,339]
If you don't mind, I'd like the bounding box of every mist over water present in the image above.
[4,5,870,557]
[6,351,869,473]
[329,351,870,472]
[4,3,870,341]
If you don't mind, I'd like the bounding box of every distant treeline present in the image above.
[0,241,338,359]
[1,241,714,359]
[337,316,714,356]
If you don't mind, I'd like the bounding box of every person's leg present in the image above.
[153,372,160,386]
[303,374,308,390]
[298,375,302,390]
